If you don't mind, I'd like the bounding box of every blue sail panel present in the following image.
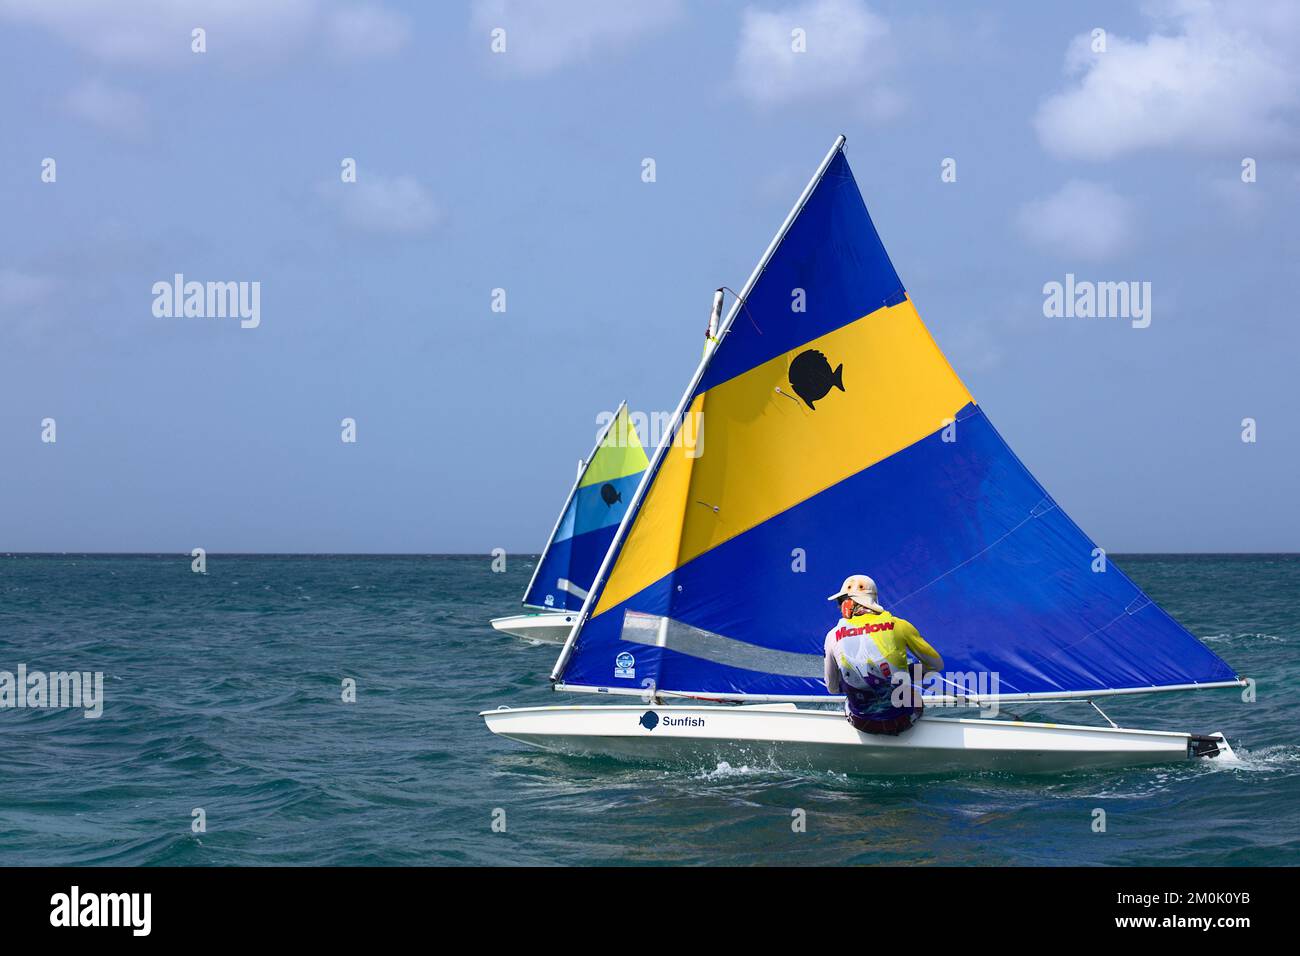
[525,525,619,611]
[559,405,1239,697]
[524,473,641,611]
[697,150,903,394]
[556,141,1237,700]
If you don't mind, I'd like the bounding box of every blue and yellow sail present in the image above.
[523,403,648,612]
[554,140,1238,701]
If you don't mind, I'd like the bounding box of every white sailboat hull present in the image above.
[489,611,577,645]
[481,703,1237,775]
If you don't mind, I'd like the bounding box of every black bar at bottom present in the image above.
[0,866,1276,941]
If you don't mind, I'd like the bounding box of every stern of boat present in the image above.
[1190,732,1239,762]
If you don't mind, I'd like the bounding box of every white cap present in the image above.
[828,574,883,613]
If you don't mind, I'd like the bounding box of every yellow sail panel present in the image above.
[595,295,973,615]
[580,406,649,487]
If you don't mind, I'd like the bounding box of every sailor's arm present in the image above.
[902,623,944,675]
[824,647,841,694]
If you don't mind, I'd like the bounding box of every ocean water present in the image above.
[0,553,1296,867]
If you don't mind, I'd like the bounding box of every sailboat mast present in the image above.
[550,135,849,683]
[521,400,629,609]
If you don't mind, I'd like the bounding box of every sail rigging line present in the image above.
[1019,578,1194,676]
[718,285,763,336]
[1016,593,1218,682]
[1088,699,1119,728]
[917,667,996,701]
[773,386,808,412]
[1023,607,1133,673]
[891,507,1043,610]
[549,135,850,684]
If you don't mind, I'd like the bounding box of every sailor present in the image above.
[823,574,944,735]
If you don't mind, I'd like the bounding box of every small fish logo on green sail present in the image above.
[788,349,845,410]
[600,483,621,506]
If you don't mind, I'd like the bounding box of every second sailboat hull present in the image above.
[489,611,577,645]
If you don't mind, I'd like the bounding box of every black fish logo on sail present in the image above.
[788,349,845,410]
[600,483,621,506]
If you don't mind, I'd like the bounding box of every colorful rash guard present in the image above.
[823,611,943,721]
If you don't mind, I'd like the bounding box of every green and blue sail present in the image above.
[523,404,648,612]
[555,142,1239,701]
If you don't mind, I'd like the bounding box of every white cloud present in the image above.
[0,0,317,66]
[471,0,683,75]
[0,269,56,312]
[64,79,149,137]
[733,0,896,113]
[320,174,440,235]
[0,0,406,67]
[1017,180,1134,261]
[1035,0,1300,160]
[326,4,410,60]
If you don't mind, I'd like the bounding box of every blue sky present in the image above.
[1,0,1296,553]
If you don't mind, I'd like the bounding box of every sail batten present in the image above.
[551,137,1237,700]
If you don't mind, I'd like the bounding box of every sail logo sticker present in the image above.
[638,712,704,731]
[614,652,636,678]
[788,349,845,410]
[662,715,704,728]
